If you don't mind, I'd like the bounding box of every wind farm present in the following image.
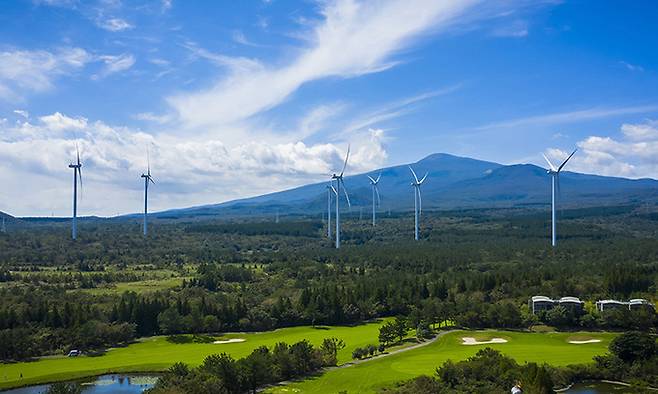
[2,1,658,394]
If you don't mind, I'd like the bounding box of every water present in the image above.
[1,374,159,394]
[564,381,636,393]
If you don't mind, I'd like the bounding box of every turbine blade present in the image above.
[418,187,422,216]
[75,143,81,165]
[77,167,83,201]
[147,148,151,176]
[341,180,351,208]
[408,166,420,184]
[367,175,376,184]
[557,148,577,172]
[419,172,428,184]
[149,175,155,184]
[339,145,350,177]
[374,185,381,206]
[330,185,337,195]
[542,153,557,172]
[375,172,381,183]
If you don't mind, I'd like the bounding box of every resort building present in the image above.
[530,296,555,314]
[595,299,628,312]
[628,298,655,311]
[557,296,584,312]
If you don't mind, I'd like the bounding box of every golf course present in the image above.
[0,321,617,392]
[267,330,617,394]
[0,320,390,390]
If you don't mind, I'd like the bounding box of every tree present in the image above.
[320,337,345,366]
[394,316,407,343]
[609,331,657,363]
[378,322,396,347]
[158,307,183,335]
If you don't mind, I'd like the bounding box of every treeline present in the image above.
[147,338,344,394]
[0,321,135,361]
[184,221,323,237]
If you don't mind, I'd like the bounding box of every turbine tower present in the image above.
[326,182,337,239]
[367,173,381,226]
[141,152,155,236]
[331,146,351,249]
[68,145,82,240]
[543,149,577,247]
[409,166,428,241]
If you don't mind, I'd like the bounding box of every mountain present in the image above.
[153,153,658,219]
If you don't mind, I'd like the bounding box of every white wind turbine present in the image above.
[331,146,351,249]
[367,173,382,226]
[409,166,428,241]
[141,151,155,236]
[542,149,577,247]
[68,144,83,240]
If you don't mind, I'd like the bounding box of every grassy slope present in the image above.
[0,320,389,390]
[269,330,617,394]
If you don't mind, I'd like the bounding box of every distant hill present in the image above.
[152,153,658,219]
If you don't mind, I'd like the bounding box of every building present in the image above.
[596,299,628,312]
[558,296,584,312]
[628,298,655,311]
[530,296,555,314]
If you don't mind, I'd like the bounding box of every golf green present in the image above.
[267,330,616,394]
[0,320,390,390]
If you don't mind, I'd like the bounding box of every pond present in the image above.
[1,374,159,394]
[564,381,636,393]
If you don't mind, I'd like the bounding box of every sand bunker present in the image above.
[213,338,246,344]
[568,339,601,344]
[461,337,508,345]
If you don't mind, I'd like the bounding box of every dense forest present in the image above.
[0,205,657,361]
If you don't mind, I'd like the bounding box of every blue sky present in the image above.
[1,0,658,216]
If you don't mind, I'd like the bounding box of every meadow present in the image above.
[268,330,616,394]
[0,320,390,390]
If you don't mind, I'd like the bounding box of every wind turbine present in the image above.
[331,146,351,249]
[367,173,381,226]
[68,144,82,240]
[141,151,155,236]
[409,166,428,241]
[542,149,577,247]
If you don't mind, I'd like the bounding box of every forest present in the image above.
[0,205,657,363]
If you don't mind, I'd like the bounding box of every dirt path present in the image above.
[329,329,456,371]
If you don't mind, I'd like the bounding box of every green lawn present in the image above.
[74,277,188,295]
[0,320,389,390]
[268,330,617,394]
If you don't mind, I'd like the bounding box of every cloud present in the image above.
[0,111,388,216]
[476,105,658,130]
[491,20,528,37]
[96,17,133,31]
[547,119,658,178]
[161,0,172,11]
[13,110,29,119]
[619,61,644,72]
[169,0,478,128]
[133,112,172,124]
[94,53,136,78]
[0,47,92,100]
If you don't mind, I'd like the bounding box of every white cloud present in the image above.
[169,0,478,128]
[96,17,133,32]
[620,61,644,72]
[13,110,29,119]
[95,53,136,78]
[546,119,658,178]
[491,20,528,37]
[133,112,172,124]
[0,111,388,216]
[476,105,658,130]
[0,47,92,100]
[161,0,172,11]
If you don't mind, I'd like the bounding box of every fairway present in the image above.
[268,330,616,394]
[0,320,390,390]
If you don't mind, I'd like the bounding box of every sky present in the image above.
[1,0,658,217]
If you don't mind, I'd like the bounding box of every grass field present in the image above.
[268,330,617,394]
[74,277,188,295]
[0,320,390,390]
